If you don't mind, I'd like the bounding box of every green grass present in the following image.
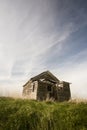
[0,97,87,130]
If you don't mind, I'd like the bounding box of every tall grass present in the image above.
[0,97,87,130]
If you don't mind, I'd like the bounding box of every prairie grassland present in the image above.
[0,97,87,130]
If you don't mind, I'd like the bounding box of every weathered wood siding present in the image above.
[37,81,57,101]
[57,82,71,101]
[23,81,38,99]
[23,81,71,101]
[37,81,47,100]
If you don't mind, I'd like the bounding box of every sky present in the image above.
[0,0,87,98]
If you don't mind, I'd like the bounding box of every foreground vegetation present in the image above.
[0,97,87,130]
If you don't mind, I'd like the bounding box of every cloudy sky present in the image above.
[0,0,87,98]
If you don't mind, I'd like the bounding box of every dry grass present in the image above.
[69,98,87,103]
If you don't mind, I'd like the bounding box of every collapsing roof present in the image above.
[23,70,70,87]
[30,70,59,82]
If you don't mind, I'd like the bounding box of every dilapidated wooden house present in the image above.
[22,71,71,101]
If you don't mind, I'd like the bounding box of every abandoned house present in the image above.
[22,71,71,101]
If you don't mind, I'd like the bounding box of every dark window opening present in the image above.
[32,83,35,92]
[47,86,51,91]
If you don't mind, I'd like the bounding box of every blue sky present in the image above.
[0,0,87,98]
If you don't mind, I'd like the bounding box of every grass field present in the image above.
[0,97,87,130]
